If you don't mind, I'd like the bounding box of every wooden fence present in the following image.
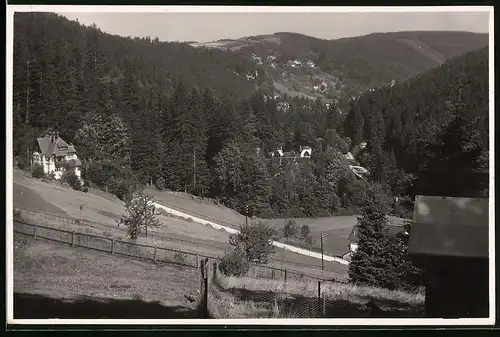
[14,220,201,269]
[15,207,348,282]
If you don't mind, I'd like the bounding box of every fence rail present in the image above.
[14,221,202,269]
[16,207,331,273]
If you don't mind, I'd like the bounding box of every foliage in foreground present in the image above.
[218,249,250,277]
[348,184,422,291]
[229,221,278,264]
[31,164,45,179]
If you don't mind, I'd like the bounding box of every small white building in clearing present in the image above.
[299,146,312,158]
[31,133,83,183]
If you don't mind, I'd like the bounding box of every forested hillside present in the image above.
[191,31,488,105]
[343,47,489,203]
[13,12,489,220]
[12,12,264,141]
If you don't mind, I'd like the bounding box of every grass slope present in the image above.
[146,186,358,256]
[13,234,201,318]
[212,274,424,318]
[13,170,349,279]
[13,182,67,216]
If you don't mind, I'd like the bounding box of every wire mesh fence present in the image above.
[206,261,401,318]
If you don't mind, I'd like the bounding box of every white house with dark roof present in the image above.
[31,133,83,183]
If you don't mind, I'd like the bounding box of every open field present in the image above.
[13,181,67,216]
[13,169,349,279]
[211,274,425,318]
[13,234,202,318]
[145,185,359,256]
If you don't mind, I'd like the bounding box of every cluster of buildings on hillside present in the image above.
[250,52,317,70]
[267,142,370,179]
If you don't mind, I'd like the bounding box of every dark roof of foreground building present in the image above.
[36,135,76,157]
[408,195,489,259]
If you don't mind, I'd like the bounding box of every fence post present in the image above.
[272,269,275,280]
[71,230,75,246]
[111,239,115,254]
[203,258,209,318]
[153,246,157,262]
[213,261,217,281]
[196,254,199,268]
[317,281,321,317]
[322,293,326,316]
[33,224,37,240]
[200,259,205,288]
[284,270,287,284]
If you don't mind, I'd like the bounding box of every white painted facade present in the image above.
[32,151,82,181]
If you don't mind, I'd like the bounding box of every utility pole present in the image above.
[193,149,196,195]
[320,233,324,272]
[26,59,30,124]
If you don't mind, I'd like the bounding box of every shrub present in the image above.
[17,162,25,170]
[173,252,188,264]
[229,221,277,264]
[219,249,250,277]
[155,176,166,190]
[13,209,23,221]
[283,219,299,239]
[31,164,45,179]
[82,187,89,193]
[111,179,133,202]
[299,224,310,240]
[61,170,81,191]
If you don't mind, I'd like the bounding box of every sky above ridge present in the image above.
[59,9,490,43]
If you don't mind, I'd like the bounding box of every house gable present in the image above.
[36,134,77,157]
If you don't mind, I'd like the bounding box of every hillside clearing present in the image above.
[145,185,359,256]
[13,171,349,279]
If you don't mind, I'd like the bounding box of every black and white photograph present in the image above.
[6,5,494,325]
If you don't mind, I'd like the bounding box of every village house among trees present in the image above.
[30,132,83,184]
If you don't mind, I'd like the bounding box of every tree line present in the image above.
[13,13,489,220]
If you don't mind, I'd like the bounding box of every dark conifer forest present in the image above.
[13,12,489,219]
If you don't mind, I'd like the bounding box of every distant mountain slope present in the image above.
[343,46,489,198]
[13,12,264,102]
[191,31,488,104]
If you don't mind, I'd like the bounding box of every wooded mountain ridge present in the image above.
[190,30,488,105]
